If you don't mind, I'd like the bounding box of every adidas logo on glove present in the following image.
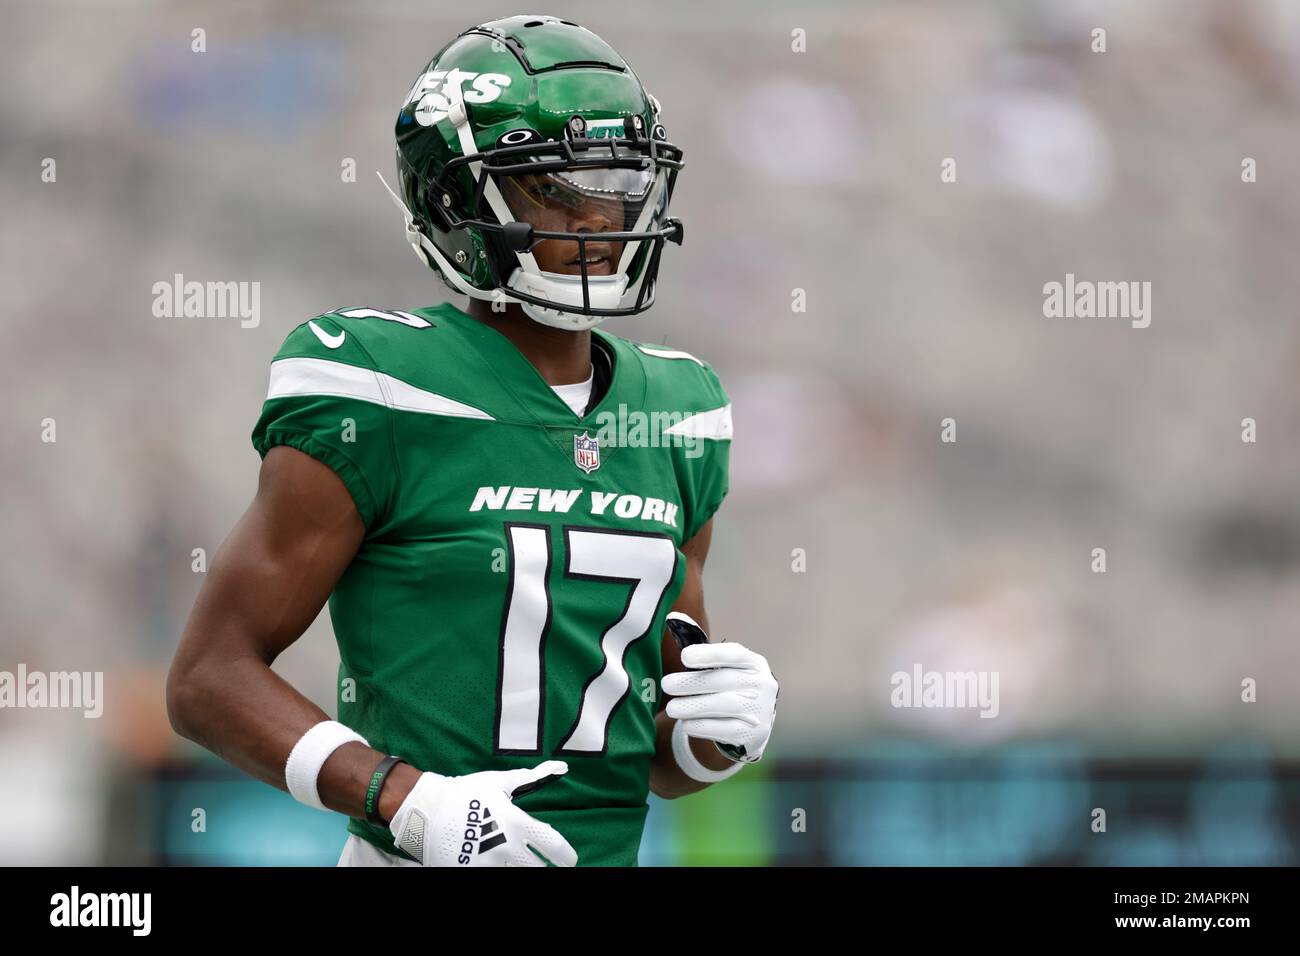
[388,762,578,867]
[459,799,507,864]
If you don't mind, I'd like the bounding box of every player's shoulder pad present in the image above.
[624,339,729,407]
[615,336,732,443]
[275,306,439,362]
[265,306,499,423]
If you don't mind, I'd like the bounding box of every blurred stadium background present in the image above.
[3,0,1300,865]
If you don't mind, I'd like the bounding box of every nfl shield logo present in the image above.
[574,431,601,474]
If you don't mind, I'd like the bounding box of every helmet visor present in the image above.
[498,163,659,278]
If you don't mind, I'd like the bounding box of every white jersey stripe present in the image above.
[662,404,733,441]
[267,357,494,421]
[635,344,705,365]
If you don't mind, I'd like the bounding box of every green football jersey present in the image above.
[251,303,731,866]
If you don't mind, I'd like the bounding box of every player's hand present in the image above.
[388,760,578,866]
[661,642,778,763]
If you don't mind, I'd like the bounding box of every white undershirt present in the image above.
[549,365,594,416]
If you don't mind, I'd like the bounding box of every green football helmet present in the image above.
[385,15,685,331]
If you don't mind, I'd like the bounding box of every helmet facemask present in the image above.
[495,151,665,329]
[428,122,683,331]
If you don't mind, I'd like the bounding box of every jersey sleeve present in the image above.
[251,317,399,530]
[679,363,732,543]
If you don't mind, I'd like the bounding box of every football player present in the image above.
[167,15,777,867]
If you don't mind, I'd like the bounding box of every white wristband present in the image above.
[285,720,369,811]
[671,719,745,784]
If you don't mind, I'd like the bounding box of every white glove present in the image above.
[661,642,779,763]
[388,760,578,867]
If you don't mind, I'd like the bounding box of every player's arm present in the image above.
[166,445,422,822]
[649,519,778,799]
[168,443,576,866]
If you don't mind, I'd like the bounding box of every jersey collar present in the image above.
[437,304,646,427]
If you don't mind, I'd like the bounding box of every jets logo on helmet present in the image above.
[583,118,632,140]
[403,69,513,127]
[382,15,685,331]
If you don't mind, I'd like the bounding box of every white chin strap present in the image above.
[506,269,629,331]
[520,301,608,332]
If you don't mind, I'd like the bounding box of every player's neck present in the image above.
[465,299,593,386]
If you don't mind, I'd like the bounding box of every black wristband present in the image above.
[365,755,405,826]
